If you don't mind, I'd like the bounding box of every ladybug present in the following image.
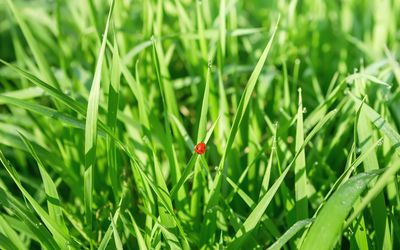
[194,142,206,155]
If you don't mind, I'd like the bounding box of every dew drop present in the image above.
[197,0,203,5]
[302,107,307,113]
[377,139,383,146]
[357,148,361,153]
[314,161,319,166]
[387,85,392,90]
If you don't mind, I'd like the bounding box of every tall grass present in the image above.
[0,0,399,249]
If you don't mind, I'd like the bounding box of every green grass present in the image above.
[0,0,400,249]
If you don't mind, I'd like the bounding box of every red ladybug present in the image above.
[194,142,206,155]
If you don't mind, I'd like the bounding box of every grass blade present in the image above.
[18,132,69,237]
[107,33,121,201]
[0,151,76,248]
[83,0,114,237]
[295,88,308,220]
[267,218,315,250]
[300,170,384,250]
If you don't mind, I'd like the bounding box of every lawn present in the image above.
[0,0,400,249]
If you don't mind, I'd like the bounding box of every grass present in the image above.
[0,0,400,249]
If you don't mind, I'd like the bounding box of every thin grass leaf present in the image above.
[125,211,147,250]
[205,15,280,212]
[18,132,69,236]
[191,65,211,220]
[0,214,28,250]
[107,33,121,201]
[83,0,114,234]
[295,88,308,220]
[267,218,315,250]
[0,151,77,248]
[98,189,124,250]
[6,0,59,89]
[0,232,19,250]
[169,116,220,200]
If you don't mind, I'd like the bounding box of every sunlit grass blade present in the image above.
[0,151,77,248]
[0,59,85,113]
[345,92,400,232]
[151,37,185,203]
[0,188,58,249]
[300,169,384,250]
[18,132,69,237]
[191,65,211,221]
[0,214,28,250]
[205,14,280,214]
[98,188,125,250]
[169,115,220,200]
[123,210,147,250]
[0,232,19,250]
[84,0,114,238]
[267,218,315,250]
[107,33,121,201]
[295,88,308,220]
[6,0,59,89]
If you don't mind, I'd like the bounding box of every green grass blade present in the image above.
[18,132,69,236]
[83,0,114,235]
[267,218,315,250]
[0,151,76,248]
[205,15,280,215]
[0,188,58,249]
[0,214,28,250]
[0,232,19,250]
[169,116,220,200]
[0,59,85,113]
[191,65,211,220]
[124,211,148,250]
[107,33,121,201]
[98,189,125,250]
[295,88,308,220]
[300,170,383,250]
[6,0,59,89]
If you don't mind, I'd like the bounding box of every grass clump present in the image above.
[0,0,400,249]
